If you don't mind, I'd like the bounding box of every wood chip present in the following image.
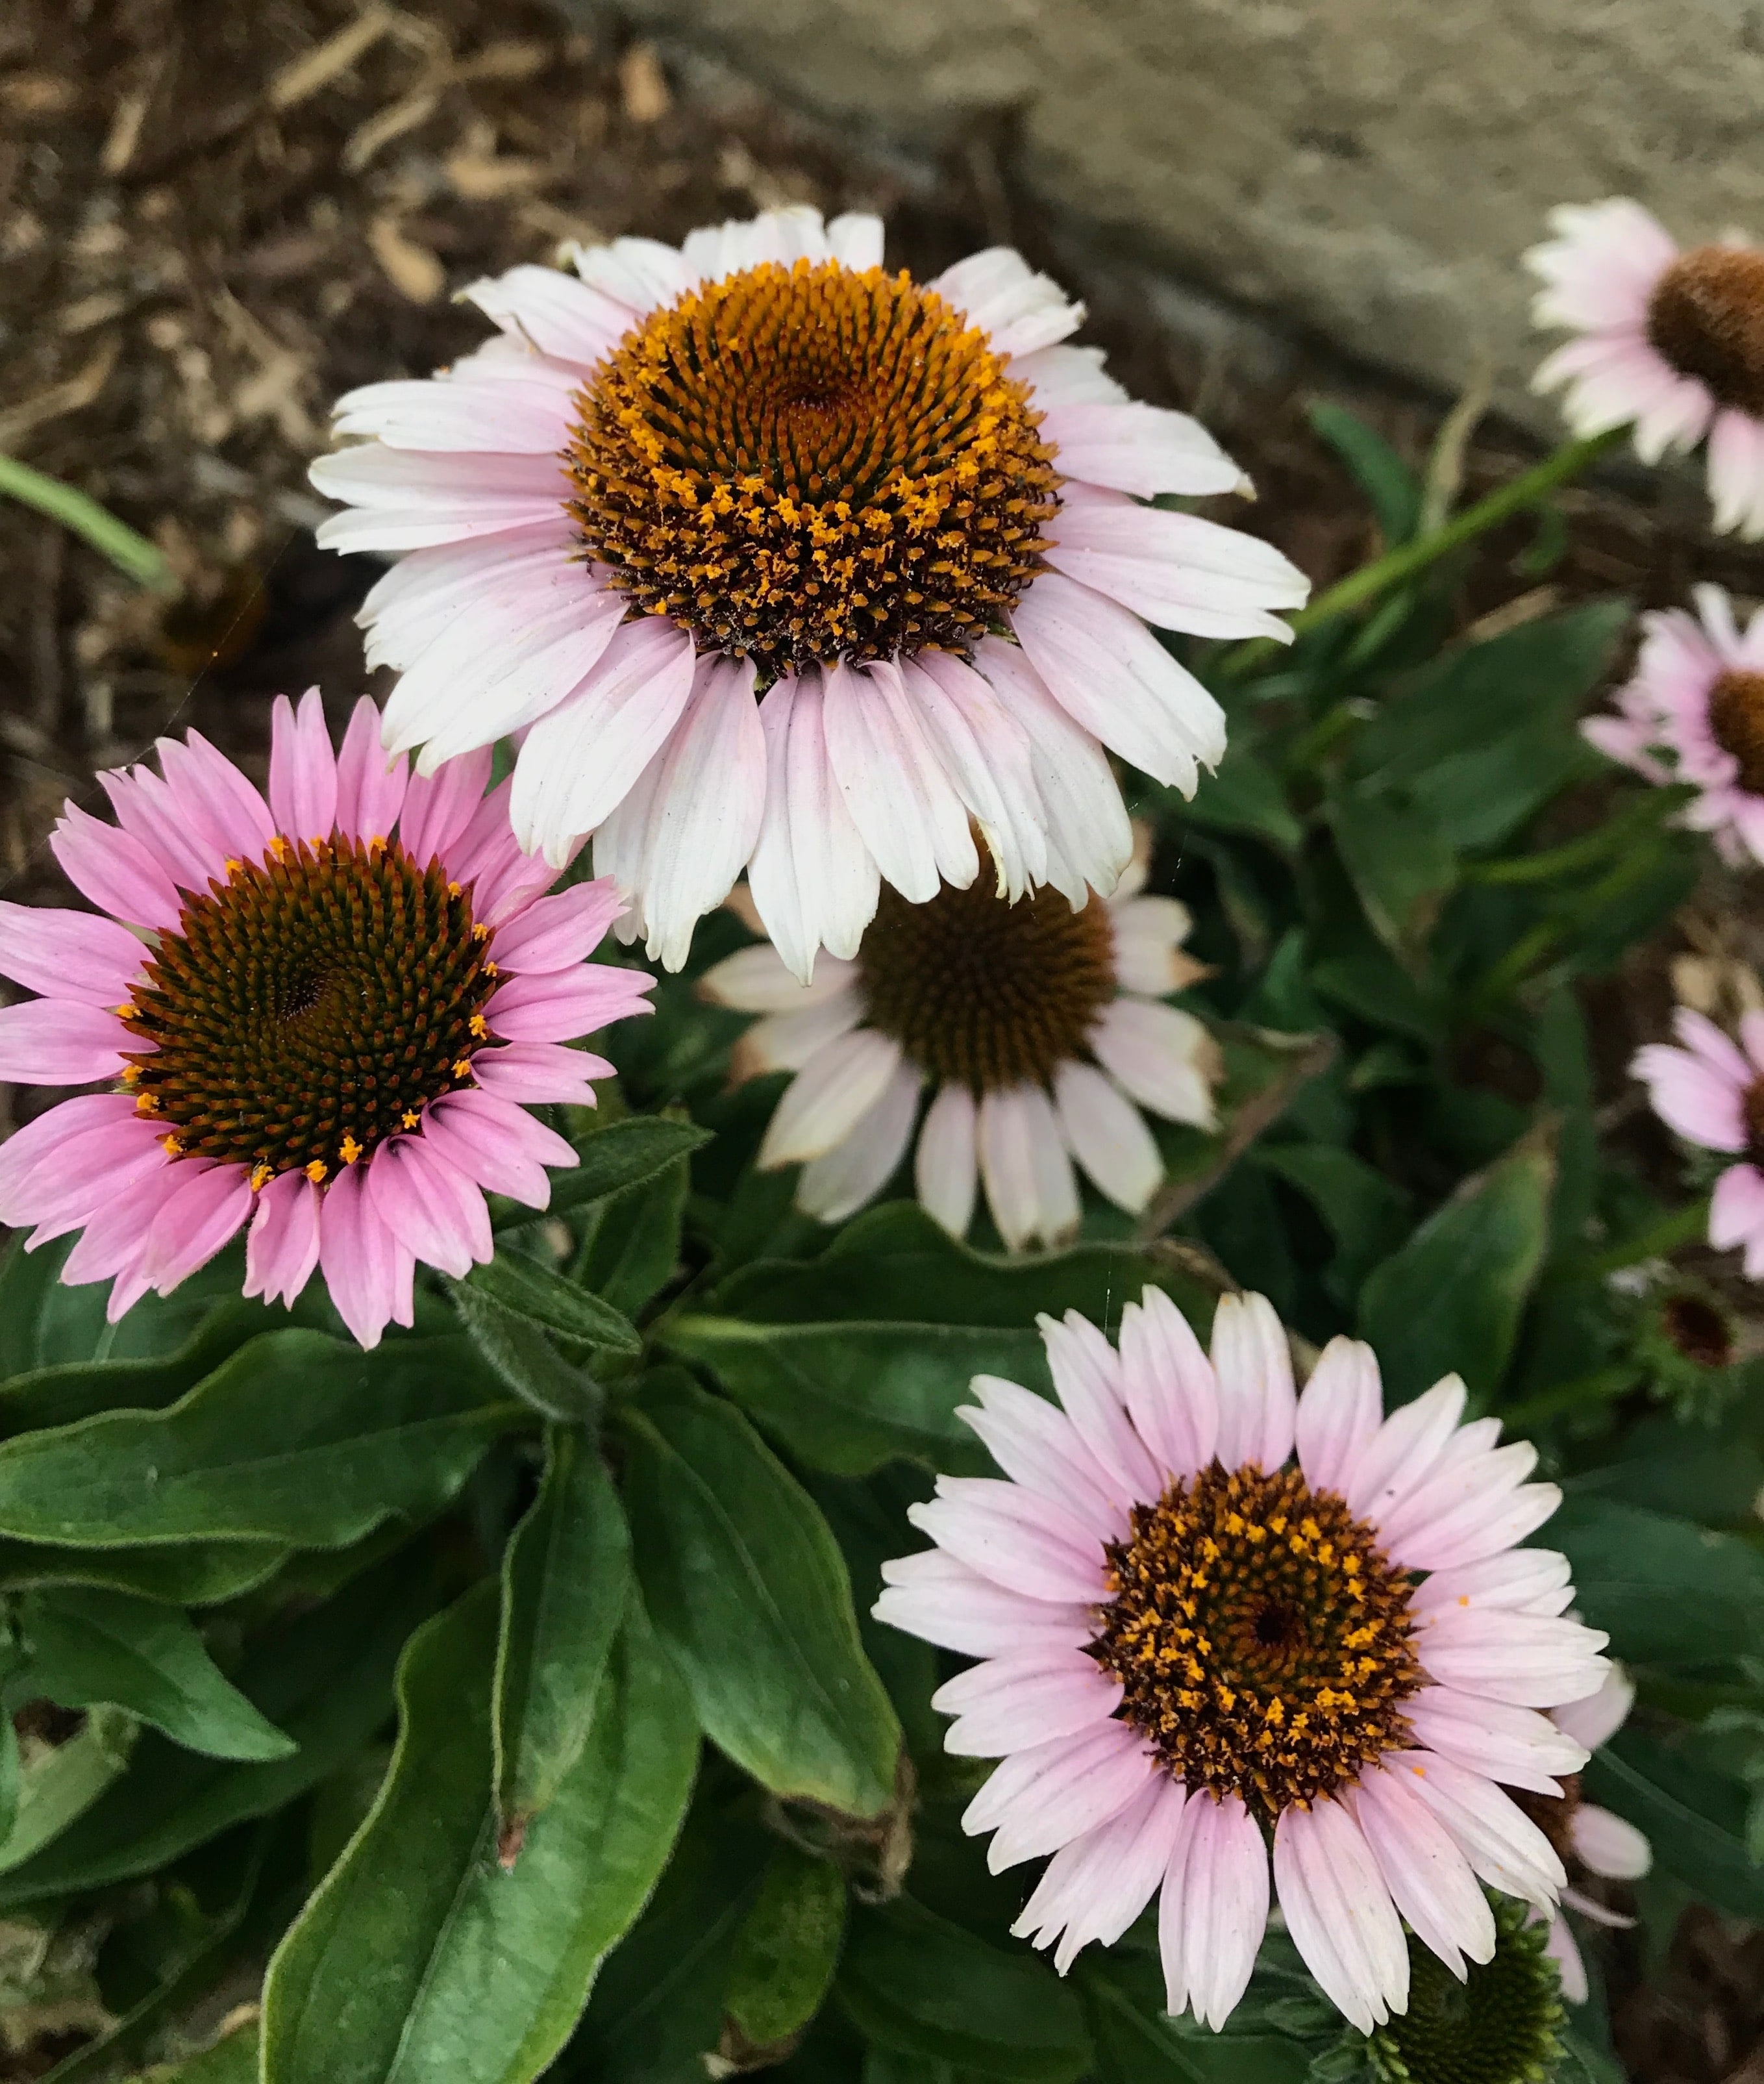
[445,149,550,201]
[342,88,438,171]
[367,212,445,303]
[0,73,79,116]
[267,5,395,112]
[99,62,160,175]
[619,42,671,123]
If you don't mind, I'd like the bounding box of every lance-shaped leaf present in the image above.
[495,1427,631,1829]
[0,1330,521,1550]
[21,1585,295,1761]
[462,1255,641,1355]
[261,1579,697,2084]
[619,1371,901,1819]
[495,1116,711,1229]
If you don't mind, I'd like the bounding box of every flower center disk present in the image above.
[1707,668,1764,794]
[855,878,1116,1092]
[1090,1463,1424,1818]
[1646,245,1764,418]
[123,837,496,1181]
[564,258,1062,675]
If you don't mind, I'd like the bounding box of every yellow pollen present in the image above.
[135,1092,158,1114]
[468,1014,490,1038]
[401,1109,420,1129]
[160,1134,184,1157]
[340,1133,363,1166]
[249,1163,273,1192]
[453,1057,473,1079]
[305,1160,328,1184]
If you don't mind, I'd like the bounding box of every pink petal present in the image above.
[421,1089,576,1209]
[795,1059,921,1224]
[1342,1374,1466,1521]
[60,1155,188,1294]
[142,1163,254,1294]
[1054,1061,1163,1215]
[0,1092,142,1217]
[873,1547,1095,1657]
[1041,397,1242,500]
[100,764,229,892]
[822,657,978,904]
[908,1478,1108,1605]
[366,1136,491,1280]
[1160,1791,1269,2029]
[485,965,647,1045]
[1087,998,1217,1129]
[1410,1550,1574,1623]
[1541,1911,1589,2006]
[1709,1162,1764,1251]
[1550,1666,1635,1753]
[1350,1766,1497,1979]
[469,1040,609,1107]
[1417,1608,1609,1708]
[1273,1799,1408,2033]
[1037,1308,1163,1501]
[1117,1285,1218,1483]
[758,1029,905,1168]
[934,1650,1123,1757]
[1569,1803,1652,1881]
[157,731,275,862]
[1014,1774,1188,1974]
[488,879,624,974]
[1632,1041,1746,1151]
[0,903,146,1005]
[267,688,338,842]
[1209,1291,1297,1472]
[1389,1751,1565,1907]
[334,696,409,844]
[1295,1337,1382,1497]
[462,262,631,365]
[318,1163,414,1351]
[965,1720,1155,1872]
[1402,1686,1587,1796]
[397,746,493,870]
[8,1113,168,1238]
[977,1083,1080,1251]
[243,1170,323,1309]
[959,1372,1126,1538]
[0,1000,136,1085]
[914,1080,978,1237]
[50,802,183,932]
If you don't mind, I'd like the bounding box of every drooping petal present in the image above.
[1550,1665,1635,1753]
[318,1161,416,1351]
[1013,1774,1187,1975]
[1350,1766,1497,1981]
[1088,998,1219,1128]
[1569,1803,1652,1881]
[1273,1798,1408,2034]
[822,658,978,905]
[0,1000,136,1086]
[1161,1792,1270,2031]
[796,1058,921,1224]
[966,1720,1156,1874]
[243,1170,323,1309]
[758,1029,906,1168]
[1053,1061,1163,1214]
[977,1084,1080,1251]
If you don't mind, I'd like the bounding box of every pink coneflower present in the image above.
[310,206,1308,977]
[1526,1668,1652,2005]
[1526,200,1764,538]
[0,692,651,1348]
[1632,1007,1764,1275]
[701,838,1218,1248]
[876,1292,1610,2031]
[1582,583,1764,866]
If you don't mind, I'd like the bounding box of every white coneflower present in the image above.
[312,207,1308,975]
[1528,200,1764,537]
[700,843,1218,1249]
[876,1294,1611,2031]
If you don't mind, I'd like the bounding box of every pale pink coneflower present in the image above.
[310,206,1309,979]
[0,692,652,1348]
[1526,199,1764,538]
[1581,583,1764,867]
[1528,1666,1652,2005]
[875,1292,1611,2031]
[699,839,1219,1249]
[1632,1007,1764,1276]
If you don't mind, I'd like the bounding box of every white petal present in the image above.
[915,1083,980,1237]
[823,658,977,903]
[797,1059,921,1223]
[1089,997,1219,1128]
[758,1029,906,1168]
[1054,1061,1163,1213]
[978,1085,1080,1249]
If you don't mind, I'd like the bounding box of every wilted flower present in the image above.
[1632,1007,1764,1276]
[1582,583,1764,864]
[0,693,651,1348]
[312,207,1308,976]
[701,841,1219,1248]
[876,1292,1610,2031]
[1527,200,1764,538]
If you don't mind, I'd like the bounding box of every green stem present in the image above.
[1462,790,1685,886]
[0,453,176,594]
[1224,425,1625,678]
[1563,1196,1711,1284]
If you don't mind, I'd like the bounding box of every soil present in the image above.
[2,2,1763,2078]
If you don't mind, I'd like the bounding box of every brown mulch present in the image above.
[2,3,1763,2078]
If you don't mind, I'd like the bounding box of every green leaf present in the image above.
[499,1117,712,1230]
[723,1842,847,2052]
[1358,1125,1556,1404]
[1181,746,1303,855]
[0,1710,135,1876]
[462,1255,642,1355]
[1326,779,1456,959]
[495,1427,631,1827]
[1307,401,1422,547]
[1585,1726,1764,1920]
[1082,1958,1315,2084]
[0,1299,277,1441]
[572,1148,690,1319]
[0,1553,429,1907]
[0,1330,520,1549]
[663,1203,1215,1476]
[1549,1496,1764,1668]
[620,1370,901,1819]
[140,2023,261,2082]
[448,1281,604,1424]
[0,1536,292,1607]
[21,1587,295,1761]
[1251,1143,1411,1298]
[837,1894,1091,2083]
[261,1580,697,2084]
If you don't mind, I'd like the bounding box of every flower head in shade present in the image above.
[1526,200,1764,538]
[1582,584,1764,865]
[0,692,651,1348]
[1526,1667,1652,2006]
[1632,1007,1764,1277]
[875,1292,1611,2032]
[312,206,1308,977]
[700,842,1219,1249]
